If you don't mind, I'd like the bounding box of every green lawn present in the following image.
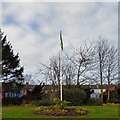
[1,104,119,119]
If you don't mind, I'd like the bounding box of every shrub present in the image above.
[2,97,22,105]
[35,99,52,106]
[62,100,71,107]
[53,98,61,106]
[50,90,60,101]
[86,98,101,106]
[49,86,95,106]
[63,88,87,106]
[103,87,120,103]
[53,98,70,108]
[109,98,120,103]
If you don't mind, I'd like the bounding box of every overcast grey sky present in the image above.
[2,2,118,77]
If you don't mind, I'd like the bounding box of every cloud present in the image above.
[2,0,119,2]
[2,2,118,75]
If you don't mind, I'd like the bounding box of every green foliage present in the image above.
[2,97,22,105]
[33,106,88,116]
[53,98,61,106]
[53,98,70,109]
[22,83,44,101]
[35,99,52,106]
[63,88,87,105]
[103,87,120,103]
[62,100,71,107]
[31,83,44,100]
[50,86,95,106]
[49,89,60,100]
[109,88,120,103]
[0,30,24,82]
[86,98,101,106]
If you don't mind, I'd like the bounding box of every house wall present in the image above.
[90,89,106,100]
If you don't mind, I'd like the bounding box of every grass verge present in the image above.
[2,104,119,119]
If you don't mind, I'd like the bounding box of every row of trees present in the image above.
[38,37,118,103]
[0,29,118,104]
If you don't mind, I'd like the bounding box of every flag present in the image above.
[60,31,63,51]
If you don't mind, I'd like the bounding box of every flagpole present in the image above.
[59,31,63,101]
[60,48,62,101]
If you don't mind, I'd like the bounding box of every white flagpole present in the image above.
[59,31,63,101]
[60,48,62,101]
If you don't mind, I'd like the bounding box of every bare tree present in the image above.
[38,55,60,85]
[37,37,118,105]
[38,54,76,86]
[65,42,95,85]
[62,61,76,85]
[95,37,111,104]
[24,74,36,85]
[104,46,118,102]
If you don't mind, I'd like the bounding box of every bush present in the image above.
[86,98,101,106]
[103,87,120,103]
[109,89,120,103]
[49,86,95,106]
[35,99,52,106]
[2,97,22,105]
[109,98,120,103]
[63,88,87,106]
[50,90,60,101]
[53,98,71,108]
[53,98,61,106]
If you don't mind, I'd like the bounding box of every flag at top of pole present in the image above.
[60,31,63,51]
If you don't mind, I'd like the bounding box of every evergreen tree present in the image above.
[0,29,24,82]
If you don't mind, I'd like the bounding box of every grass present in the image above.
[1,104,119,119]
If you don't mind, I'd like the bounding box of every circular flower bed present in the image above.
[33,106,88,116]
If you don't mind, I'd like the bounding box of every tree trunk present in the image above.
[100,72,103,105]
[107,64,110,102]
[107,77,110,102]
[77,65,80,85]
[107,86,110,102]
[99,58,103,105]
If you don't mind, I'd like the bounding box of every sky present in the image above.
[1,2,118,81]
